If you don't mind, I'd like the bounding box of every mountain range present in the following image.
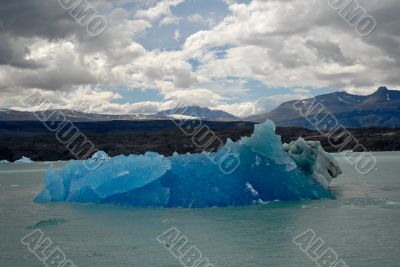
[0,109,165,122]
[245,86,400,128]
[0,106,239,122]
[1,87,399,128]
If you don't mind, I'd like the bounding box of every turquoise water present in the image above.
[0,152,399,266]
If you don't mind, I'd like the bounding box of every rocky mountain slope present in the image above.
[246,87,400,128]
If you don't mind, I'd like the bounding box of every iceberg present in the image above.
[15,156,34,163]
[0,160,10,164]
[35,120,342,208]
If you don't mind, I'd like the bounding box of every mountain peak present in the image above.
[363,86,400,105]
[377,86,389,92]
[245,86,400,128]
[365,86,389,99]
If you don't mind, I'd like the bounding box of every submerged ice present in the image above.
[35,120,342,208]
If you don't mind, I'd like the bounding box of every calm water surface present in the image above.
[0,153,399,267]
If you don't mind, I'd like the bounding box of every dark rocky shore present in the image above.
[0,120,399,162]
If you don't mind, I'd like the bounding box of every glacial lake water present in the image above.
[0,152,399,267]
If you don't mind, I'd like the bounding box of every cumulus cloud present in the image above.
[215,91,312,117]
[184,0,400,92]
[1,0,400,117]
[135,0,184,25]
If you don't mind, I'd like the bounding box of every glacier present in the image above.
[35,120,342,208]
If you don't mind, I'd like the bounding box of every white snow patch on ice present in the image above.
[15,156,33,163]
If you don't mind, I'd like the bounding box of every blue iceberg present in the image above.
[35,120,342,208]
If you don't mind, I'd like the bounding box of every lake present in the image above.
[0,152,399,267]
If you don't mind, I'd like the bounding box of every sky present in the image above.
[0,0,399,117]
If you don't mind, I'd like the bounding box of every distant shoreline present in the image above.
[0,120,399,162]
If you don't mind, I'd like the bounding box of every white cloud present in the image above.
[135,0,184,24]
[215,91,312,117]
[174,30,180,41]
[183,0,400,92]
[215,102,257,118]
[187,14,204,23]
[187,14,215,27]
[160,16,181,26]
[2,0,400,117]
[10,86,230,116]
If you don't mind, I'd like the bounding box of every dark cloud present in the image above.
[0,33,45,69]
[0,0,89,71]
[0,0,83,40]
[305,40,354,66]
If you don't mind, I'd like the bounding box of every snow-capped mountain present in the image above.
[0,109,166,122]
[157,106,239,121]
[0,106,239,122]
[245,87,400,128]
